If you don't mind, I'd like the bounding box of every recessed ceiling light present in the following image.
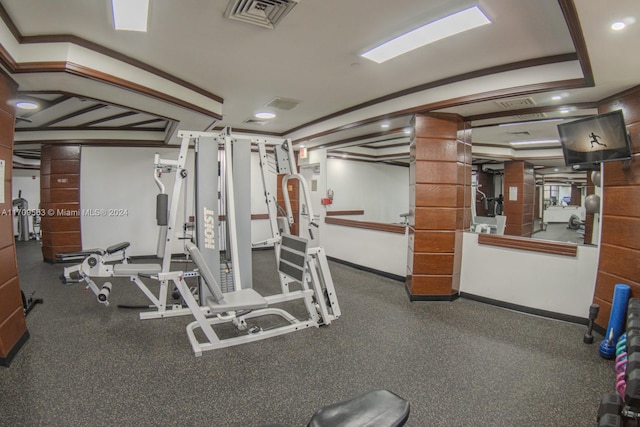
[254,112,276,119]
[552,95,562,101]
[381,123,390,128]
[554,168,559,172]
[611,21,626,31]
[15,101,39,110]
[509,139,560,146]
[361,6,491,64]
[404,128,411,134]
[112,0,149,32]
[299,144,305,148]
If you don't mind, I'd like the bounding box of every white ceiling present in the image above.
[2,0,639,169]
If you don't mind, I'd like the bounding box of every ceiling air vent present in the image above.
[507,131,531,136]
[495,97,536,109]
[513,113,547,120]
[224,0,300,29]
[265,96,302,110]
[243,117,269,125]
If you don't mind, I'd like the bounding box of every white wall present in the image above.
[459,232,598,318]
[326,158,409,224]
[12,169,40,236]
[81,146,194,256]
[324,223,408,277]
[81,146,278,256]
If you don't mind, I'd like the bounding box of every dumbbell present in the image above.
[628,329,640,354]
[629,298,640,315]
[585,304,600,344]
[627,313,640,332]
[598,413,622,427]
[626,368,640,407]
[597,393,622,426]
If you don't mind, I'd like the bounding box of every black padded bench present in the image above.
[262,389,410,427]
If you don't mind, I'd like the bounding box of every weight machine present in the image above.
[155,129,340,356]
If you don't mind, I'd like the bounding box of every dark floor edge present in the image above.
[0,330,30,367]
[326,256,405,282]
[403,282,459,301]
[460,292,589,325]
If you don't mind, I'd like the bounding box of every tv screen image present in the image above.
[557,110,632,166]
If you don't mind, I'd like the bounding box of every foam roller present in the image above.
[601,284,631,359]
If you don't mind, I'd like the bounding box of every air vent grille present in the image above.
[495,97,536,109]
[514,113,547,120]
[224,0,300,29]
[507,131,531,136]
[265,97,302,110]
[243,117,269,125]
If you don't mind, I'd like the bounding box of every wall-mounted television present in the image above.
[557,110,632,166]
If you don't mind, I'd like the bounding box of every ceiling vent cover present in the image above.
[513,112,547,120]
[243,117,269,125]
[224,0,300,29]
[495,97,536,109]
[265,97,302,110]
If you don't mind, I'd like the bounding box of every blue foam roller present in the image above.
[600,284,631,359]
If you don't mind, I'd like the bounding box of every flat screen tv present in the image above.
[557,110,632,166]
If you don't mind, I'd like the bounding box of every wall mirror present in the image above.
[303,108,603,247]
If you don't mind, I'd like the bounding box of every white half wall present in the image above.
[459,232,598,319]
[324,223,408,277]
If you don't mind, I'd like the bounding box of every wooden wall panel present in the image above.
[414,207,457,230]
[412,231,455,253]
[407,114,470,300]
[0,277,22,322]
[601,216,640,250]
[0,72,27,366]
[40,144,82,262]
[593,87,640,328]
[415,161,458,184]
[414,184,458,207]
[503,161,535,237]
[277,174,299,236]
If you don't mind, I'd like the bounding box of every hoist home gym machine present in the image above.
[60,128,340,356]
[155,128,340,356]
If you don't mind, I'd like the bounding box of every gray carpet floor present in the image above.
[1,240,614,426]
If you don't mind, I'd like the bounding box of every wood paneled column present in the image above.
[0,71,29,366]
[593,88,640,329]
[40,145,82,262]
[406,114,471,301]
[503,161,535,237]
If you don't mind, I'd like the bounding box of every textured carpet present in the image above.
[0,241,613,426]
